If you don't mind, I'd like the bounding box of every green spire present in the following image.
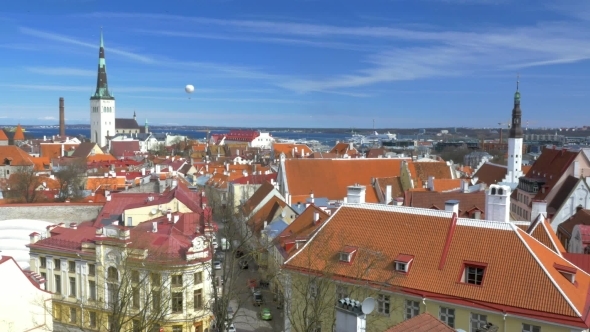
[100,27,104,48]
[514,74,520,103]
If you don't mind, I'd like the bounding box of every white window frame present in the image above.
[405,299,420,320]
[395,261,408,272]
[377,294,390,315]
[470,312,487,332]
[339,252,351,262]
[439,307,455,327]
[522,323,541,332]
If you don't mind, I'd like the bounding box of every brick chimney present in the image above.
[59,97,65,137]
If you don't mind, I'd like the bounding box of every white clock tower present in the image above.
[90,30,115,147]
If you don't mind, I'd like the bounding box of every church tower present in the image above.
[504,76,524,186]
[90,29,115,147]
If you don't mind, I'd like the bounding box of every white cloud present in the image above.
[19,27,156,64]
[38,116,56,120]
[26,67,95,76]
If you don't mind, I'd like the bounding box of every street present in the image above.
[215,222,284,332]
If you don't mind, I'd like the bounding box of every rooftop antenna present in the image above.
[516,73,520,91]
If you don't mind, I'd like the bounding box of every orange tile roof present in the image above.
[277,204,329,258]
[404,191,486,218]
[247,196,287,237]
[284,204,590,327]
[86,154,116,162]
[13,124,24,141]
[431,178,462,192]
[283,159,409,203]
[374,177,404,201]
[0,129,8,141]
[243,182,276,215]
[30,156,51,172]
[0,146,34,166]
[329,142,359,157]
[527,217,566,254]
[411,161,453,188]
[86,176,126,191]
[40,143,79,158]
[273,143,313,158]
[473,162,506,185]
[384,312,454,332]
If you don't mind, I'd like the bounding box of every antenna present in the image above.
[361,297,375,314]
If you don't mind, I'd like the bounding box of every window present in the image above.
[133,287,140,308]
[336,285,348,303]
[108,283,117,306]
[194,289,203,310]
[172,326,183,332]
[172,292,183,313]
[522,323,541,332]
[89,280,96,300]
[194,272,203,284]
[339,252,351,262]
[439,307,455,328]
[70,307,77,323]
[69,261,76,273]
[470,313,487,331]
[153,291,161,310]
[151,273,161,286]
[89,311,96,328]
[405,300,420,320]
[107,267,118,281]
[88,264,95,276]
[54,259,61,271]
[464,265,485,285]
[40,257,46,268]
[41,272,46,281]
[69,277,76,297]
[171,274,183,287]
[377,294,390,315]
[132,270,140,283]
[55,275,61,294]
[309,280,318,298]
[395,262,408,272]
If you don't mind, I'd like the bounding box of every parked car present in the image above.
[211,238,219,249]
[260,307,272,321]
[253,291,263,306]
[213,261,222,270]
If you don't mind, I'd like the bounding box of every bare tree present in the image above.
[280,228,400,332]
[54,158,87,202]
[6,165,42,203]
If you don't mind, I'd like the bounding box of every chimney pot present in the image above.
[152,221,158,232]
[313,212,320,224]
[445,200,460,215]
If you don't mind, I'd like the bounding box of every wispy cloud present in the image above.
[125,95,308,104]
[26,67,95,77]
[38,116,56,120]
[19,27,156,63]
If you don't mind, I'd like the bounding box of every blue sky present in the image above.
[1,0,590,128]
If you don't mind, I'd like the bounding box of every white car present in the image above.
[213,261,222,270]
[211,238,219,249]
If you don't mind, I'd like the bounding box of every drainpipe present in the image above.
[503,312,507,332]
[422,297,427,311]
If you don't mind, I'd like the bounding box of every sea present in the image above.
[23,127,353,147]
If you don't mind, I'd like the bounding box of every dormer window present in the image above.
[394,254,414,273]
[462,263,486,285]
[554,263,577,284]
[339,246,358,263]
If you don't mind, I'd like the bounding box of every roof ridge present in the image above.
[514,228,582,317]
[539,216,563,257]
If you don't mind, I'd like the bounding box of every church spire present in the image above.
[509,74,523,138]
[91,28,114,100]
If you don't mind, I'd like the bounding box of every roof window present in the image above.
[339,246,358,263]
[461,262,486,286]
[394,254,414,273]
[554,263,577,284]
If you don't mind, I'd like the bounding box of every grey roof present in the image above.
[71,142,97,158]
[115,118,140,129]
[264,218,289,240]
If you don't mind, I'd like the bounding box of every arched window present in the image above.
[491,187,497,195]
[498,188,504,195]
[107,267,118,281]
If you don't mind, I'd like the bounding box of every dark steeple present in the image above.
[90,29,114,100]
[509,75,523,138]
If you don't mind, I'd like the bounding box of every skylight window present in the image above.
[340,253,352,263]
[394,254,414,273]
[339,246,358,263]
[554,263,577,284]
[463,265,485,285]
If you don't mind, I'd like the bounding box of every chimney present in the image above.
[152,221,158,233]
[461,179,469,193]
[69,223,77,229]
[531,200,548,222]
[445,200,460,215]
[167,213,172,222]
[141,168,146,176]
[346,185,366,204]
[43,135,46,141]
[61,143,65,157]
[310,191,315,204]
[427,176,435,191]
[29,232,41,244]
[173,215,180,223]
[59,97,65,137]
[385,185,392,204]
[263,220,268,229]
[155,165,161,173]
[313,212,320,224]
[485,184,511,223]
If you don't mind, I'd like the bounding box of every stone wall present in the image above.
[0,203,103,224]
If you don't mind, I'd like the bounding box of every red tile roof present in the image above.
[284,204,590,327]
[384,312,454,332]
[403,191,486,219]
[0,129,8,141]
[276,204,329,258]
[13,124,25,141]
[111,140,141,158]
[473,162,506,185]
[273,143,313,158]
[232,172,277,185]
[0,145,34,166]
[526,147,579,200]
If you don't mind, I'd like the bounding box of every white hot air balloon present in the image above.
[185,84,195,98]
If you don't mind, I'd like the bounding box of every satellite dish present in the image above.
[361,297,375,314]
[185,84,195,98]
[281,210,286,218]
